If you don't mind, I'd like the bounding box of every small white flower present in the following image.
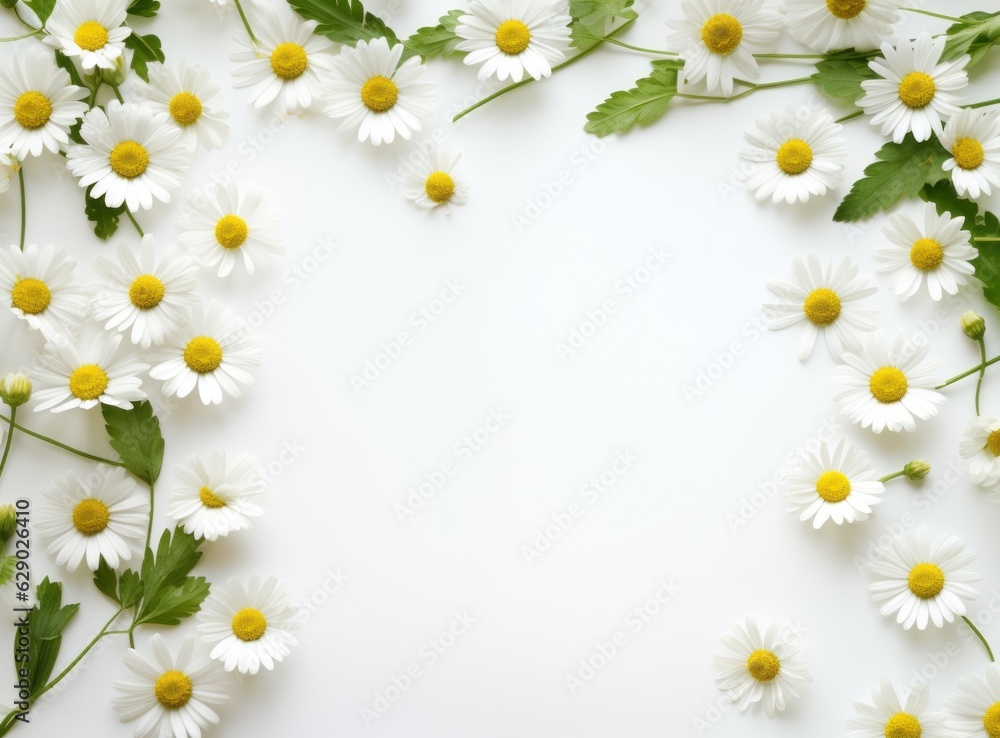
[0,243,88,342]
[783,439,885,529]
[44,0,132,71]
[940,107,1000,200]
[784,0,902,53]
[960,415,1000,488]
[140,62,231,152]
[946,665,1000,738]
[169,450,265,542]
[403,148,470,214]
[847,678,950,738]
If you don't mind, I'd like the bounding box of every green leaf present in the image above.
[570,0,636,50]
[942,11,1000,67]
[54,50,84,88]
[23,0,56,25]
[585,59,683,137]
[135,576,210,626]
[119,569,144,608]
[101,401,164,485]
[136,528,204,624]
[811,49,878,101]
[833,134,951,222]
[402,9,464,60]
[84,185,126,240]
[21,578,80,695]
[93,560,120,604]
[127,0,160,17]
[286,0,402,52]
[0,555,14,586]
[124,32,164,83]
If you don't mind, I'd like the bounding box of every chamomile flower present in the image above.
[66,101,189,212]
[112,634,230,738]
[876,202,977,302]
[197,575,299,675]
[832,330,945,433]
[868,526,980,630]
[666,0,782,96]
[92,235,200,349]
[176,180,283,278]
[848,678,950,738]
[784,0,902,53]
[946,665,1000,738]
[169,450,265,542]
[44,0,132,71]
[783,439,885,529]
[0,149,15,194]
[32,332,148,413]
[322,37,435,146]
[714,615,811,718]
[0,45,88,159]
[940,107,1000,200]
[763,255,877,361]
[403,148,470,214]
[960,416,1000,489]
[35,466,148,572]
[454,0,572,83]
[149,301,262,406]
[141,62,230,152]
[859,33,969,144]
[0,243,88,342]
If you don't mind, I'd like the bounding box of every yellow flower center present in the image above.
[826,0,866,19]
[898,72,936,109]
[910,237,944,271]
[74,21,109,51]
[746,649,780,682]
[199,486,227,509]
[885,712,922,738]
[13,91,52,130]
[129,274,165,310]
[154,670,193,709]
[495,19,531,55]
[803,287,841,325]
[183,336,223,374]
[908,562,945,599]
[701,13,743,55]
[953,137,985,171]
[361,75,398,113]
[214,215,249,250]
[425,171,456,204]
[109,141,150,180]
[168,92,203,127]
[11,277,51,315]
[987,429,1000,457]
[816,470,851,503]
[69,364,109,401]
[231,607,267,641]
[984,702,1000,738]
[869,366,908,404]
[776,138,814,175]
[270,43,308,80]
[72,498,110,535]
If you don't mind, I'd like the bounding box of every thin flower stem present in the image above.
[604,38,677,55]
[835,110,864,124]
[126,209,144,237]
[879,470,906,483]
[17,166,25,251]
[963,616,996,662]
[976,339,987,416]
[29,608,125,703]
[969,97,1000,110]
[0,407,15,482]
[753,52,827,59]
[903,8,962,23]
[144,481,154,555]
[0,412,125,467]
[233,0,259,45]
[0,710,17,736]
[976,237,1000,242]
[87,83,100,107]
[111,85,124,103]
[678,76,812,103]
[937,355,1000,388]
[0,29,42,41]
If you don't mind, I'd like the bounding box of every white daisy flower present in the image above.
[32,332,148,413]
[112,633,229,738]
[960,415,1000,488]
[149,301,262,406]
[832,330,945,433]
[741,106,846,204]
[0,149,15,194]
[940,107,1000,200]
[876,202,977,302]
[176,180,283,278]
[322,37,435,146]
[946,665,1000,738]
[403,148,470,214]
[66,101,189,212]
[666,0,782,96]
[0,243,88,342]
[35,466,148,572]
[454,0,572,83]
[169,450,265,542]
[784,0,901,53]
[859,33,969,144]
[230,6,335,111]
[44,0,132,71]
[848,678,951,738]
[141,62,231,152]
[92,234,200,349]
[783,439,885,529]
[868,525,980,630]
[763,255,878,361]
[714,615,811,718]
[196,575,299,675]
[0,45,88,159]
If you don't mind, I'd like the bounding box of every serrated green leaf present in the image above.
[403,9,464,60]
[942,11,1000,67]
[286,0,404,56]
[811,49,878,101]
[833,135,951,222]
[135,576,210,626]
[0,555,14,586]
[137,528,203,624]
[54,50,84,89]
[21,578,80,695]
[127,0,160,17]
[84,184,126,240]
[119,569,144,608]
[93,559,120,604]
[23,0,56,25]
[124,32,164,83]
[101,401,164,485]
[570,0,636,50]
[585,59,683,137]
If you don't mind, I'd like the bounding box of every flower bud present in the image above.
[0,504,15,544]
[100,56,128,87]
[0,373,31,408]
[962,311,986,341]
[904,459,930,481]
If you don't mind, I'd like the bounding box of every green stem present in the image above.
[0,406,14,482]
[604,38,677,55]
[0,413,125,467]
[677,76,812,103]
[17,166,25,251]
[969,97,1000,110]
[835,110,864,124]
[976,339,987,416]
[233,0,259,45]
[903,7,962,23]
[111,85,124,103]
[144,481,154,554]
[29,609,125,703]
[0,710,18,736]
[0,29,42,42]
[879,470,906,483]
[125,209,144,237]
[963,616,996,662]
[753,52,827,59]
[86,83,100,108]
[976,237,1000,242]
[937,355,1000,389]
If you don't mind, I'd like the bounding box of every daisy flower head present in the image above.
[454,0,572,83]
[44,0,132,71]
[176,179,283,278]
[0,243,88,343]
[876,202,977,302]
[832,330,945,433]
[848,678,950,738]
[169,450,265,542]
[32,332,148,413]
[141,62,231,152]
[35,466,148,572]
[763,254,878,361]
[859,33,969,144]
[322,37,435,146]
[197,575,299,675]
[960,416,1000,489]
[868,525,980,630]
[741,105,846,204]
[92,234,200,349]
[714,615,811,718]
[66,101,189,212]
[112,633,229,738]
[403,148,470,214]
[0,45,88,159]
[784,0,902,53]
[940,107,1000,200]
[149,300,262,406]
[946,665,1000,738]
[666,0,782,96]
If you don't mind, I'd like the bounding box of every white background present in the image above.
[2,1,1000,736]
